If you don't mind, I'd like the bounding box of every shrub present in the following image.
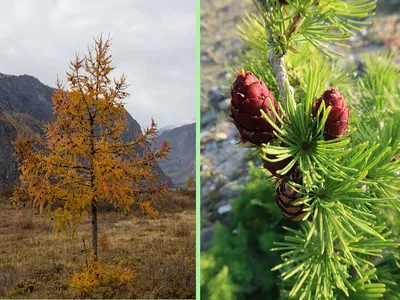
[201,163,286,299]
[7,279,37,297]
[174,222,191,238]
[70,254,133,298]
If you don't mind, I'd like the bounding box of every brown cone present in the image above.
[276,180,306,221]
[263,155,293,177]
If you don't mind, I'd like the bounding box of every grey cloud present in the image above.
[0,0,196,128]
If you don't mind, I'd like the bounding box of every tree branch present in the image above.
[268,11,300,106]
[255,0,300,106]
[269,52,294,106]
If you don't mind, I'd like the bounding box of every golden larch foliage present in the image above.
[186,174,195,189]
[139,201,160,218]
[13,36,170,239]
[70,253,133,298]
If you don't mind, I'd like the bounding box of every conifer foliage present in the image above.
[208,0,400,299]
[13,36,170,260]
[70,253,134,298]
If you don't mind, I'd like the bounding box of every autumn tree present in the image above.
[186,174,195,190]
[13,36,170,260]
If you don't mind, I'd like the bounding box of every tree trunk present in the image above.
[91,200,98,260]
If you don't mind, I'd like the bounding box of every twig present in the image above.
[285,15,301,39]
[263,8,300,106]
[270,12,301,105]
[269,52,294,106]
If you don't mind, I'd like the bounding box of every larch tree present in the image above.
[186,174,195,190]
[13,36,170,260]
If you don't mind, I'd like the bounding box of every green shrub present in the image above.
[7,279,37,297]
[202,163,293,299]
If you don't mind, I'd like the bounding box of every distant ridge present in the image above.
[159,125,176,135]
[158,123,195,187]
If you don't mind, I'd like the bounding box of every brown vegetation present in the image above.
[0,189,195,299]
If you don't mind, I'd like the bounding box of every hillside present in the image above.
[158,123,196,187]
[0,73,172,193]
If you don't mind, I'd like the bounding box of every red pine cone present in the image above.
[263,155,293,177]
[312,87,349,140]
[276,180,306,221]
[230,71,280,145]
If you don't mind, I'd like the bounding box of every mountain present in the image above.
[0,105,18,193]
[159,125,176,135]
[158,123,195,187]
[0,73,172,194]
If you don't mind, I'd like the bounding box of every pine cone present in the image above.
[230,71,280,145]
[276,180,306,221]
[312,87,349,140]
[263,155,293,177]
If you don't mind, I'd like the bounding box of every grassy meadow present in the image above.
[0,189,195,299]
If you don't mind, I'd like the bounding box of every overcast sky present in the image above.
[0,0,196,129]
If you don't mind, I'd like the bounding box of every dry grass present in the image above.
[152,189,197,213]
[0,190,195,299]
[173,222,192,238]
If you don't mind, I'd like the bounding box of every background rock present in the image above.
[158,123,196,187]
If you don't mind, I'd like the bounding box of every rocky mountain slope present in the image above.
[0,73,171,193]
[159,125,176,134]
[0,106,18,193]
[158,123,195,187]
